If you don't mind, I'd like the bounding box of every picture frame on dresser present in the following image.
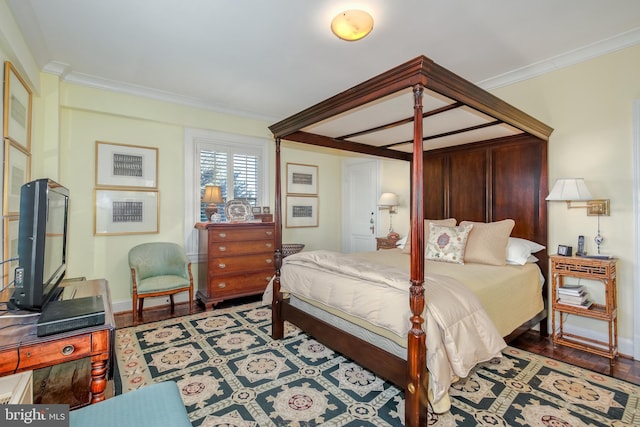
[286,163,318,195]
[94,188,159,235]
[3,61,32,152]
[95,141,158,188]
[3,140,31,216]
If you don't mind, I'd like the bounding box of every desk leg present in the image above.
[90,358,108,403]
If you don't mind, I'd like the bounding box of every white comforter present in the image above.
[264,250,506,413]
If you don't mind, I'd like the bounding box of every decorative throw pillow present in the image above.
[506,237,546,265]
[402,218,457,254]
[425,223,473,264]
[459,219,515,266]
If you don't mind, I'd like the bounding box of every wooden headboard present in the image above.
[423,133,549,285]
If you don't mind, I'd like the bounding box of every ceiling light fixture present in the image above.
[330,9,374,41]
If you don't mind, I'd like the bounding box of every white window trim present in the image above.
[184,128,270,261]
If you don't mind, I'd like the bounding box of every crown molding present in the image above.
[479,27,640,90]
[42,61,275,122]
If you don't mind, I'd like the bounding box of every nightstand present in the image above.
[550,255,617,369]
[376,236,399,250]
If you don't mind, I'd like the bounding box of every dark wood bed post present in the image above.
[406,84,427,427]
[272,137,284,339]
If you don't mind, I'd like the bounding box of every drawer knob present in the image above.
[218,282,226,288]
[266,243,272,248]
[265,259,273,264]
[218,263,226,269]
[62,345,75,356]
[266,231,273,236]
[218,232,227,238]
[218,246,227,252]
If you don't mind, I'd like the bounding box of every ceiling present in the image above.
[6,1,640,123]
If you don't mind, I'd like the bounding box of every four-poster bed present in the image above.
[268,55,553,426]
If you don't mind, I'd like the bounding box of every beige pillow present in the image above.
[402,218,457,254]
[425,223,473,264]
[459,219,515,266]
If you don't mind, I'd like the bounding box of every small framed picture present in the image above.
[95,189,159,235]
[96,141,158,188]
[252,206,262,214]
[3,140,31,216]
[286,196,318,228]
[3,61,32,151]
[287,163,318,195]
[262,206,270,214]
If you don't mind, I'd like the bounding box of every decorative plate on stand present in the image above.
[225,199,253,222]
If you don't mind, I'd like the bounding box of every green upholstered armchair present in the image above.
[128,242,193,324]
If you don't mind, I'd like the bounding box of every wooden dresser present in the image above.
[195,222,275,309]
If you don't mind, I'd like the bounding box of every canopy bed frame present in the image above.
[268,55,553,426]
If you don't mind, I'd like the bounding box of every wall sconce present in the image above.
[545,178,610,216]
[546,178,610,254]
[330,9,374,41]
[202,184,223,222]
[378,192,399,238]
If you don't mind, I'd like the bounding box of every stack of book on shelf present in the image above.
[557,284,593,309]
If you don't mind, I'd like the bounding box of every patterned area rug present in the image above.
[115,302,639,426]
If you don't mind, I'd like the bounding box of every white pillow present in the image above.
[395,235,407,249]
[506,237,545,265]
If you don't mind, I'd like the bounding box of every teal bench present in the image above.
[70,381,191,427]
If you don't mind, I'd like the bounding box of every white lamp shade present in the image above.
[546,178,593,201]
[378,192,399,206]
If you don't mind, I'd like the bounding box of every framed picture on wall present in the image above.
[96,141,158,188]
[3,140,31,216]
[286,196,318,228]
[95,189,159,235]
[3,61,32,152]
[286,163,318,195]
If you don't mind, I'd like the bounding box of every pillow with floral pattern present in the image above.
[425,223,473,264]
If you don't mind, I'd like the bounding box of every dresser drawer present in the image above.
[209,254,274,275]
[208,240,274,256]
[18,335,92,370]
[208,226,274,242]
[209,270,273,297]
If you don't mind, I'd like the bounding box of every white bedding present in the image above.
[264,249,510,413]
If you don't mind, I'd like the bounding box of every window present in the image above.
[184,128,270,258]
[199,150,259,221]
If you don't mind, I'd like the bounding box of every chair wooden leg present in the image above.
[169,295,175,314]
[138,298,144,321]
[188,289,193,315]
[132,294,139,325]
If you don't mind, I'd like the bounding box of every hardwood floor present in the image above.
[115,299,640,386]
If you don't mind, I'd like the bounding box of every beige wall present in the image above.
[492,44,640,353]
[42,82,348,306]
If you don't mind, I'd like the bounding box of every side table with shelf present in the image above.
[550,255,618,369]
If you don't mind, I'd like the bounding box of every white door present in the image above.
[342,159,380,253]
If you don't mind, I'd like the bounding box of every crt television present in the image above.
[10,178,70,311]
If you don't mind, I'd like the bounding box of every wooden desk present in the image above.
[0,279,114,404]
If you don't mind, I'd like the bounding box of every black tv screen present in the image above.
[10,178,69,311]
